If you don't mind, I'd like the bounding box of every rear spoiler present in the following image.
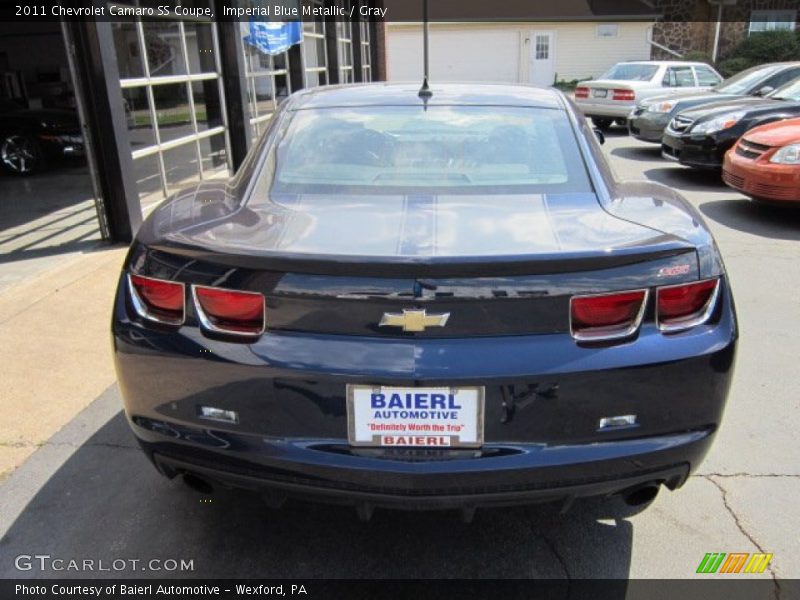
[144,237,696,278]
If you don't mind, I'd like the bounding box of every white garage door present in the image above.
[387,27,520,83]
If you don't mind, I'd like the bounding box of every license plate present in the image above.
[347,385,485,448]
[593,89,608,98]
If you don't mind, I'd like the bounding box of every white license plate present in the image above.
[346,385,485,448]
[593,89,608,98]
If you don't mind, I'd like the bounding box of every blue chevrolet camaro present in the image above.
[112,83,737,520]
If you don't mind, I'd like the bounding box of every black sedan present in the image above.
[0,98,84,175]
[629,62,800,143]
[662,78,800,169]
[112,83,737,519]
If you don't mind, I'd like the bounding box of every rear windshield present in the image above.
[261,105,592,195]
[599,64,659,81]
[716,64,781,95]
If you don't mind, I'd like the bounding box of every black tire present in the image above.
[0,133,42,176]
[591,117,614,131]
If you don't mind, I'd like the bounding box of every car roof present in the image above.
[289,82,564,110]
[735,61,800,72]
[616,60,710,67]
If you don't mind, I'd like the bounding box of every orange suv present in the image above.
[723,118,800,203]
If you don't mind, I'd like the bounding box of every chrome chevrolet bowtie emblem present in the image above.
[379,309,450,332]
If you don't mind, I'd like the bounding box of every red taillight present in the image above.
[612,89,635,101]
[570,290,648,341]
[129,274,185,324]
[575,86,589,99]
[193,286,265,336]
[657,279,719,332]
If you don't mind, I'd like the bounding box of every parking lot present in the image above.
[0,127,798,584]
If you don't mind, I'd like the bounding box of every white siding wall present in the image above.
[387,26,521,82]
[549,22,652,81]
[386,22,652,84]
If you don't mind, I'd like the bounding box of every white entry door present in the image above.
[529,31,555,87]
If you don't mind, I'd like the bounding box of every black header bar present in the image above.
[2,1,799,23]
[1,579,797,600]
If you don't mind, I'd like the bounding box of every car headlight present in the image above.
[691,111,746,135]
[769,142,800,165]
[647,100,677,113]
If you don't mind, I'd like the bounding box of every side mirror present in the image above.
[755,86,774,97]
[593,127,606,145]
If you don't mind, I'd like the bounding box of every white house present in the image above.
[386,20,658,86]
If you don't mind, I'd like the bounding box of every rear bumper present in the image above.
[38,133,85,159]
[723,151,800,203]
[149,442,696,511]
[575,100,634,119]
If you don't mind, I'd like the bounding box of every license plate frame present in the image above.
[346,385,485,448]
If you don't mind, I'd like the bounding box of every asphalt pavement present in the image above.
[1,128,798,586]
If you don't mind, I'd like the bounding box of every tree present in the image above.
[728,30,800,67]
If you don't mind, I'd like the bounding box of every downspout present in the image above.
[712,3,723,63]
[708,0,737,63]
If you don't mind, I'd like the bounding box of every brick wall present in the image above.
[650,0,799,61]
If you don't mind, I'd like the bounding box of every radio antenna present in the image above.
[418,0,432,101]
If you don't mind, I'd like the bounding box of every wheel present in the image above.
[591,117,614,131]
[0,133,42,175]
[614,118,629,127]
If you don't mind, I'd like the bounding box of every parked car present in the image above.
[662,78,800,169]
[575,61,722,131]
[0,98,84,175]
[629,62,800,143]
[723,117,800,203]
[112,83,737,518]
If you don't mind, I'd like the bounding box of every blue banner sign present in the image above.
[244,21,303,55]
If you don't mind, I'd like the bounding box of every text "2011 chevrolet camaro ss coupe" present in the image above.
[112,83,737,520]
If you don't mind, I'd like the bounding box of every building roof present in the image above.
[291,82,564,110]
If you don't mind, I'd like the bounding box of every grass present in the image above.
[132,110,208,128]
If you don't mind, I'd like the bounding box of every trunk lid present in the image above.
[145,191,693,276]
[135,191,699,338]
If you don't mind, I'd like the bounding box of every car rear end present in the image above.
[575,83,638,120]
[574,63,664,125]
[112,88,737,515]
[34,110,85,160]
[113,243,736,513]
